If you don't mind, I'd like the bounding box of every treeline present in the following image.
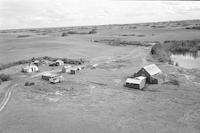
[0,56,86,71]
[94,39,156,47]
[164,39,200,53]
[150,39,200,63]
[186,26,200,30]
[61,28,97,37]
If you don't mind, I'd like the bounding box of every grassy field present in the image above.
[0,20,200,133]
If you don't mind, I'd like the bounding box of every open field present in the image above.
[0,20,200,133]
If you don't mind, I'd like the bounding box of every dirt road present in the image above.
[0,84,17,112]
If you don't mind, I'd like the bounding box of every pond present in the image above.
[170,50,200,69]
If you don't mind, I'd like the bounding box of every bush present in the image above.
[61,32,68,37]
[67,31,78,34]
[17,35,30,38]
[0,74,11,81]
[163,78,180,86]
[89,29,97,34]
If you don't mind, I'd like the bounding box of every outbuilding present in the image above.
[125,76,146,90]
[62,65,72,73]
[49,75,64,84]
[70,68,78,74]
[22,65,39,73]
[136,64,162,84]
[42,73,59,81]
[55,60,64,66]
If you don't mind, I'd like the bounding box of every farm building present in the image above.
[55,60,64,66]
[62,65,72,73]
[70,68,78,74]
[49,75,64,84]
[125,76,146,90]
[136,64,162,84]
[42,73,59,81]
[22,65,39,73]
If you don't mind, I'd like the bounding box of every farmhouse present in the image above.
[22,65,39,73]
[55,60,64,66]
[62,65,72,73]
[125,76,146,90]
[136,64,162,84]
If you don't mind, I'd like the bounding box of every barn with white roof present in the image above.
[136,64,162,84]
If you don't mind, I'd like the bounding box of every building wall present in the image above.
[125,83,140,89]
[136,68,158,84]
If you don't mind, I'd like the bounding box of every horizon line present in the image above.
[1,19,199,31]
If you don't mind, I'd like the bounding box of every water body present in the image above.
[170,51,200,69]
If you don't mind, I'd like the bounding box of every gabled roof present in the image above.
[126,76,146,84]
[143,64,161,76]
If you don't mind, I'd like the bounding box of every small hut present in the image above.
[62,65,72,73]
[42,73,58,81]
[49,75,64,84]
[22,65,39,73]
[70,68,78,74]
[125,76,146,90]
[55,60,64,66]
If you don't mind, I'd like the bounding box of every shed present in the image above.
[42,73,58,81]
[125,76,146,90]
[55,60,64,66]
[70,68,78,74]
[62,65,72,73]
[136,64,161,84]
[49,75,64,84]
[22,65,39,73]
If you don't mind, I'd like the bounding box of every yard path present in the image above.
[0,84,17,112]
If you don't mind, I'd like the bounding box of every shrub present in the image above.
[61,32,68,37]
[89,29,97,34]
[0,74,11,81]
[67,31,78,34]
[17,35,30,38]
[163,78,180,86]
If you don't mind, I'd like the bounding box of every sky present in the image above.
[0,0,200,29]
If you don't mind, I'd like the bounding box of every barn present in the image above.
[136,64,161,84]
